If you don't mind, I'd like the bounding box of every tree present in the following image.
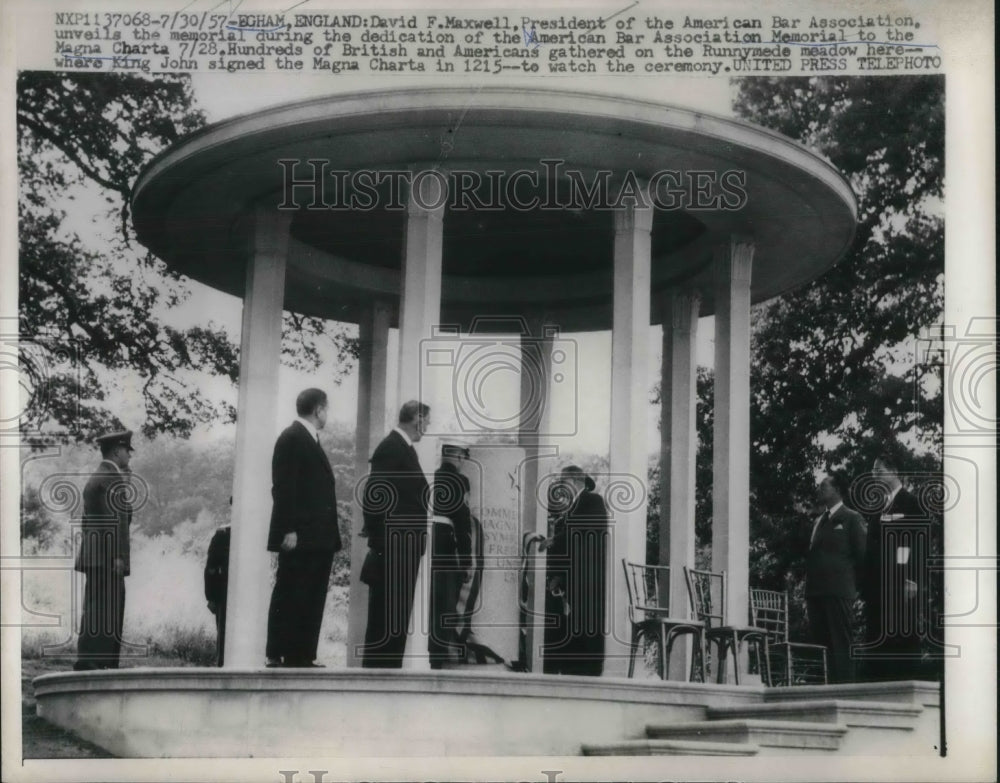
[732,76,944,562]
[646,77,944,617]
[17,72,357,444]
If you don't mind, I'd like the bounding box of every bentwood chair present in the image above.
[683,567,770,685]
[750,588,828,686]
[622,560,706,682]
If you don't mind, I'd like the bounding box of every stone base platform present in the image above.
[31,668,940,758]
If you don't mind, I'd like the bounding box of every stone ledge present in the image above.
[646,719,848,750]
[34,667,765,707]
[583,739,760,756]
[761,681,940,708]
[709,699,923,728]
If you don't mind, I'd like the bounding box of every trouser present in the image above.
[75,567,126,671]
[861,596,924,682]
[541,581,605,677]
[265,548,334,664]
[214,602,226,667]
[428,522,463,668]
[807,595,856,683]
[362,527,425,669]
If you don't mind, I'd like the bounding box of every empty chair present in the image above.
[683,567,770,686]
[750,588,828,686]
[621,560,706,682]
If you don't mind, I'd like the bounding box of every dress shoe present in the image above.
[288,661,325,668]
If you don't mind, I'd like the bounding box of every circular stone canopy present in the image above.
[131,88,857,332]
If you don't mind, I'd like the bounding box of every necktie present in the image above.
[811,510,830,547]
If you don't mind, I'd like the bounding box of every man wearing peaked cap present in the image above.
[74,429,135,671]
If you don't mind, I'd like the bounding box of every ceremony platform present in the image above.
[32,669,940,758]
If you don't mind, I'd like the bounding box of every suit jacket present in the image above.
[74,460,132,575]
[805,504,866,598]
[546,489,610,611]
[861,486,926,606]
[267,421,342,553]
[204,525,231,604]
[362,429,429,552]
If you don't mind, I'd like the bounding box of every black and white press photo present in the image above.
[0,1,994,781]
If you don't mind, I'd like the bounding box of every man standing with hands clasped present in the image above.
[360,400,431,668]
[805,474,866,683]
[265,388,342,668]
[74,429,135,671]
[860,451,932,682]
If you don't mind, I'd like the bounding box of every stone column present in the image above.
[396,171,445,407]
[606,201,653,676]
[660,289,701,678]
[224,206,290,668]
[397,171,446,670]
[712,236,754,674]
[346,300,391,667]
[518,315,555,672]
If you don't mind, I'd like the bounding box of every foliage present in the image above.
[17,72,357,444]
[646,77,944,615]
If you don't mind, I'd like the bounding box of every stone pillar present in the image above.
[346,300,391,667]
[396,172,445,407]
[712,236,754,668]
[606,201,653,676]
[224,206,290,668]
[397,172,446,670]
[660,289,701,678]
[518,315,555,671]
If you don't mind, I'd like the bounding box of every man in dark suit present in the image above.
[428,457,474,669]
[805,474,866,683]
[360,400,431,668]
[859,451,932,681]
[265,388,342,668]
[542,465,610,677]
[204,522,230,667]
[74,429,134,671]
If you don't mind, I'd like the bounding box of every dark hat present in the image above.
[95,429,134,452]
[436,460,471,492]
[561,464,596,492]
[441,443,470,460]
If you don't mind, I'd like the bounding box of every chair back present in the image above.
[621,560,670,623]
[749,588,789,643]
[683,567,726,627]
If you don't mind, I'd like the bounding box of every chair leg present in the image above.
[731,632,741,686]
[759,637,772,687]
[697,631,707,683]
[627,626,640,678]
[659,626,670,680]
[683,630,705,683]
[715,639,727,684]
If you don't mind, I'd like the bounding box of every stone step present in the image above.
[762,681,940,708]
[582,739,760,756]
[646,719,847,753]
[708,699,922,729]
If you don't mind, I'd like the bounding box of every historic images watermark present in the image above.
[277,159,749,212]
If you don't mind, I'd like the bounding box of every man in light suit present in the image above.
[360,400,431,668]
[860,451,934,682]
[265,388,342,668]
[74,429,134,671]
[806,474,866,683]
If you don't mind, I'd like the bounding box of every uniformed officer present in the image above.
[73,429,134,670]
